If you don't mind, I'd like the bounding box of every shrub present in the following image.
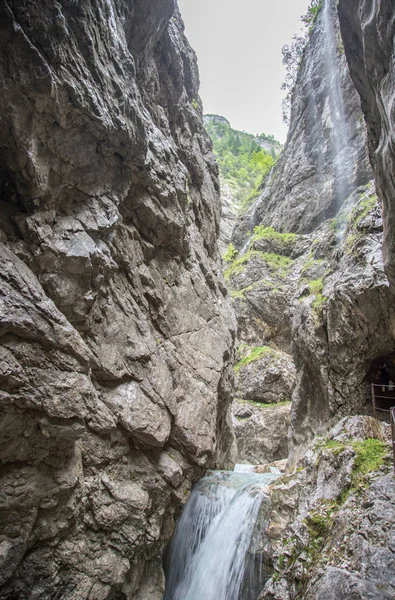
[222,242,238,263]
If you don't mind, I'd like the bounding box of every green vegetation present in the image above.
[312,293,327,322]
[239,182,263,213]
[339,192,379,261]
[298,273,327,323]
[301,0,324,31]
[204,116,279,207]
[250,225,296,248]
[345,232,359,256]
[234,346,278,372]
[230,278,282,300]
[273,435,390,587]
[328,210,348,234]
[235,398,291,409]
[222,242,238,263]
[348,193,378,230]
[305,512,331,539]
[281,0,324,123]
[230,283,256,300]
[317,437,389,503]
[321,438,388,479]
[308,277,323,295]
[224,249,293,282]
[353,438,388,475]
[300,257,324,277]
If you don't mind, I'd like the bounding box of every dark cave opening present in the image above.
[368,354,395,420]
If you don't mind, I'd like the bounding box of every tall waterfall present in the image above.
[163,470,279,600]
[322,0,353,210]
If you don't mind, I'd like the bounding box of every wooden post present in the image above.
[372,383,377,419]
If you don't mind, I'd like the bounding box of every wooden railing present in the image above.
[371,384,395,473]
[371,383,395,418]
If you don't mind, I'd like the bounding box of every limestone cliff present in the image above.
[233,0,371,246]
[338,0,395,288]
[0,1,236,597]
[260,416,394,600]
[227,0,395,465]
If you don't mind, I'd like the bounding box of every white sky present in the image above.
[177,0,310,143]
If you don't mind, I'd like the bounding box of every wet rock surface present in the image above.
[228,180,394,462]
[235,347,296,405]
[232,0,371,246]
[226,0,395,463]
[0,1,236,597]
[260,416,394,600]
[338,0,395,288]
[232,400,291,464]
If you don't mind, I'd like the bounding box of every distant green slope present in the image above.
[204,115,282,210]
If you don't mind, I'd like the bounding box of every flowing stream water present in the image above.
[163,470,280,600]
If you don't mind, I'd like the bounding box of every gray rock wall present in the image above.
[0,1,236,597]
[338,0,395,288]
[260,417,394,600]
[228,0,395,465]
[233,0,372,246]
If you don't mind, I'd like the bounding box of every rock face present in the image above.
[0,1,236,597]
[232,400,291,464]
[227,0,395,464]
[228,182,395,464]
[218,176,240,254]
[260,416,394,600]
[337,1,395,288]
[233,0,371,247]
[235,348,296,405]
[204,114,281,254]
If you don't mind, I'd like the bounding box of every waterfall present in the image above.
[163,470,279,600]
[321,0,353,211]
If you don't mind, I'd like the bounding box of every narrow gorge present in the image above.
[0,1,394,599]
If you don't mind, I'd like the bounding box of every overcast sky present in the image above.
[177,0,310,143]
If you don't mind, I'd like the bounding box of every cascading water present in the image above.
[163,470,279,600]
[321,0,353,212]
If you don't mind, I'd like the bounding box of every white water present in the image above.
[163,470,279,600]
[234,463,255,473]
[322,0,353,210]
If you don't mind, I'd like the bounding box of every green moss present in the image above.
[344,232,365,260]
[312,293,327,321]
[231,280,275,299]
[348,194,379,230]
[223,250,293,282]
[337,32,345,55]
[328,209,348,234]
[305,513,331,539]
[234,346,277,372]
[353,438,388,475]
[308,278,323,295]
[262,400,291,408]
[262,253,292,270]
[298,275,327,322]
[230,288,247,299]
[235,398,291,408]
[251,225,296,247]
[239,185,262,213]
[300,258,323,277]
[320,437,388,497]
